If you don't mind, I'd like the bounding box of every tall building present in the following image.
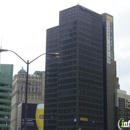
[115,89,130,130]
[102,13,115,130]
[45,5,115,130]
[0,64,13,130]
[10,68,45,130]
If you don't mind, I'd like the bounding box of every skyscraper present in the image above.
[45,5,115,130]
[0,64,13,130]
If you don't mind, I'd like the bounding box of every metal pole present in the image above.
[24,60,29,130]
[0,49,60,130]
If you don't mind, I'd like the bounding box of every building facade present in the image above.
[115,89,130,130]
[10,68,45,130]
[102,13,116,130]
[0,64,13,130]
[45,5,115,130]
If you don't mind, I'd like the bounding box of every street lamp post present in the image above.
[0,49,60,130]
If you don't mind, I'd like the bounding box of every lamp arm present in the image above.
[29,53,46,64]
[9,50,27,64]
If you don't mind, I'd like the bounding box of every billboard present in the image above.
[21,103,44,130]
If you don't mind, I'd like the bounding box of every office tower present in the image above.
[115,89,130,130]
[0,64,13,130]
[10,68,45,130]
[102,13,115,130]
[45,5,115,130]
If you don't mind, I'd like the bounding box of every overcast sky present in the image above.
[0,0,130,94]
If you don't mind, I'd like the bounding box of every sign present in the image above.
[21,103,44,130]
[80,117,88,121]
[106,15,113,64]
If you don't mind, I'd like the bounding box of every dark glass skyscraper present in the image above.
[45,5,115,130]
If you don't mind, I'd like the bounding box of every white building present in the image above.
[115,89,130,126]
[10,68,45,130]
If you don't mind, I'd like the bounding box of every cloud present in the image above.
[114,6,130,94]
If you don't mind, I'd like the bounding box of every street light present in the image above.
[0,48,60,130]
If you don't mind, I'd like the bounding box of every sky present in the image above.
[0,0,130,94]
